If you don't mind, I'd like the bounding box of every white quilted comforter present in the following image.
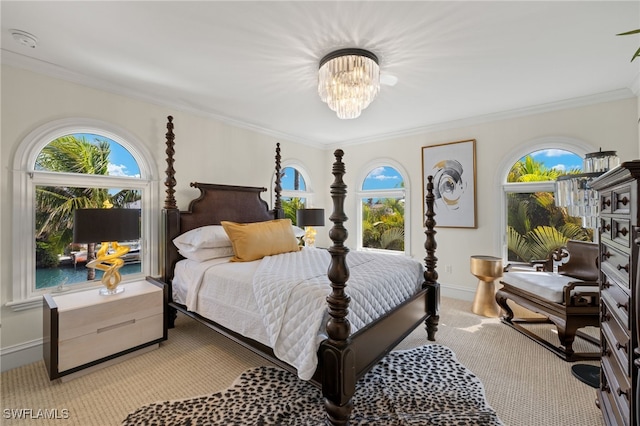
[254,247,424,380]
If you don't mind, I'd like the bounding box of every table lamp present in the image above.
[73,208,140,295]
[296,208,325,248]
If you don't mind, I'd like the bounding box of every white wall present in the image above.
[320,98,639,299]
[1,64,638,371]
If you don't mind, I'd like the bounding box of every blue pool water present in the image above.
[36,263,142,289]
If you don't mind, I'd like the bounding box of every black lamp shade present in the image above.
[296,208,325,227]
[73,209,141,243]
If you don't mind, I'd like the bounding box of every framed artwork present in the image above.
[422,139,477,228]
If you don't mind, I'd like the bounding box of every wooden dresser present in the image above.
[590,161,640,426]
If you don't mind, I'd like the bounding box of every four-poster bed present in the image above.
[155,116,440,425]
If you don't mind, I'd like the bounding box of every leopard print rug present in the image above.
[122,344,503,425]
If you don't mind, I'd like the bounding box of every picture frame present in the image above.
[422,139,477,228]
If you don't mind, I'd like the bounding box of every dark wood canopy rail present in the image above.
[156,116,440,425]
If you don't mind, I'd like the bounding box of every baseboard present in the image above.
[1,338,43,373]
[440,282,475,302]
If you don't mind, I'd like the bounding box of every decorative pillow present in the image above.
[173,225,231,252]
[178,247,234,262]
[221,219,300,262]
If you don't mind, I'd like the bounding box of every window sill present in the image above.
[5,297,43,312]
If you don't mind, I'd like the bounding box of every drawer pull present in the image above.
[616,342,628,352]
[603,251,612,259]
[603,199,611,207]
[602,347,612,357]
[617,263,630,273]
[616,301,629,311]
[619,227,629,236]
[602,281,612,289]
[97,319,136,334]
[617,387,629,400]
[601,312,611,322]
[619,196,629,206]
[604,223,611,232]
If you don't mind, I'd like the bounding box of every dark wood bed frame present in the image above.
[156,116,440,425]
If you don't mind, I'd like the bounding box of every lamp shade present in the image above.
[296,208,325,227]
[73,209,140,243]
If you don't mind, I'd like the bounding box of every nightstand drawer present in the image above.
[59,313,163,371]
[58,290,162,341]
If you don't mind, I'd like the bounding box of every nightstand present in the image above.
[43,278,166,380]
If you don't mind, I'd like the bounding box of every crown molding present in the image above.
[2,49,636,152]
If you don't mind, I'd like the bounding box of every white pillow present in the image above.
[291,225,305,238]
[178,247,234,262]
[173,225,232,252]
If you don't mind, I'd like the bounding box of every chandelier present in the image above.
[555,149,620,229]
[318,48,380,119]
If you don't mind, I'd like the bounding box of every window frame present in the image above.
[356,159,411,255]
[497,136,593,261]
[271,160,318,217]
[10,118,159,310]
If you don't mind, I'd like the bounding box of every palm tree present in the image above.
[35,135,140,279]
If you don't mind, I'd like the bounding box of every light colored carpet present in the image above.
[1,296,604,425]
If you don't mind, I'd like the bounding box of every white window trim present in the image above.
[495,136,595,261]
[272,160,317,207]
[356,159,411,256]
[9,118,159,311]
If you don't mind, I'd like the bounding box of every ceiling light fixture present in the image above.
[10,29,38,48]
[318,48,380,119]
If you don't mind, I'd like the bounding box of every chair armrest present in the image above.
[563,280,599,307]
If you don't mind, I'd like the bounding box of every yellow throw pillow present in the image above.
[221,219,301,262]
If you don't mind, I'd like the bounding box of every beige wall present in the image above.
[1,64,638,370]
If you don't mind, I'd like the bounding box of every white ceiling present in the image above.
[2,1,639,147]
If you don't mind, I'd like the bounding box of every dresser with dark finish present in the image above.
[590,161,640,426]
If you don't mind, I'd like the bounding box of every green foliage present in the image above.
[617,29,640,62]
[361,198,404,251]
[506,155,592,262]
[281,197,305,225]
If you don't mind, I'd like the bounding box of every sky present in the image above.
[528,149,582,173]
[76,133,140,177]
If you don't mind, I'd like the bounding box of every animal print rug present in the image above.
[122,345,503,425]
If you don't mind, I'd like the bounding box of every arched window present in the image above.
[10,119,158,309]
[279,163,314,226]
[357,161,410,254]
[500,139,593,263]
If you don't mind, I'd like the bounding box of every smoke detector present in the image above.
[10,29,38,48]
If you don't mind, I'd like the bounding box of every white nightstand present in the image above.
[43,278,166,380]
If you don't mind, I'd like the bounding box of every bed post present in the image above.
[162,115,179,328]
[321,149,354,426]
[273,143,284,219]
[423,175,440,341]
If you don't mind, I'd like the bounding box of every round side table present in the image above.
[470,255,503,317]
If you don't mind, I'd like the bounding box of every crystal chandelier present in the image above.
[555,149,620,229]
[318,49,380,119]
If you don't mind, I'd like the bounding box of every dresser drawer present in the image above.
[601,278,631,328]
[601,217,633,248]
[601,244,631,290]
[612,186,632,214]
[601,301,631,374]
[601,353,632,426]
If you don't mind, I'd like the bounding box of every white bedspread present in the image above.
[254,247,424,380]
